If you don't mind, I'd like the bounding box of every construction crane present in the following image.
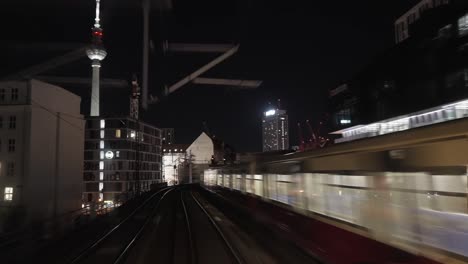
[306,120,318,149]
[297,122,306,152]
[309,117,331,149]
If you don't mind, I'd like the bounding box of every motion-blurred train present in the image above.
[202,112,468,264]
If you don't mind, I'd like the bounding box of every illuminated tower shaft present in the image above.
[91,61,101,116]
[87,0,107,117]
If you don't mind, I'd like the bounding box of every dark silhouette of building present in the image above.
[330,0,468,131]
[161,128,175,145]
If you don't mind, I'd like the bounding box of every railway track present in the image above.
[120,187,242,264]
[181,189,243,264]
[69,187,174,264]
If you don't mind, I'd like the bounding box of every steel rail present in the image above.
[113,187,175,264]
[69,187,171,264]
[190,191,243,264]
[181,190,197,264]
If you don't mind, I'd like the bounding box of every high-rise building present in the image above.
[0,79,85,231]
[262,109,289,152]
[395,0,450,43]
[83,117,162,208]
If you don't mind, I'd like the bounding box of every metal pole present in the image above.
[142,0,150,110]
[135,123,141,196]
[189,150,192,184]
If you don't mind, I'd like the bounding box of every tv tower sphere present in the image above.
[87,47,107,62]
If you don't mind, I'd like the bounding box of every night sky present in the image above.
[2,0,420,151]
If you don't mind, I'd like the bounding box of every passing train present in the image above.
[202,117,468,264]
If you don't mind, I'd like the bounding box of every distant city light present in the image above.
[265,110,276,116]
[340,119,351,124]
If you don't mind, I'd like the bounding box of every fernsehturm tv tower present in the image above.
[86,0,107,116]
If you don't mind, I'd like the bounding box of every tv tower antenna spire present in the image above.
[87,0,107,117]
[94,0,101,28]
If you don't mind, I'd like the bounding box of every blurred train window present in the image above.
[217,174,223,186]
[432,175,467,194]
[431,175,467,213]
[203,169,218,186]
[304,174,327,214]
[233,174,242,190]
[224,174,231,188]
[253,175,264,196]
[276,174,291,204]
[245,175,254,194]
[266,174,278,201]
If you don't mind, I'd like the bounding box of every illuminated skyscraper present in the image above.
[262,109,289,152]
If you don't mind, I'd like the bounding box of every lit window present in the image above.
[459,13,468,36]
[8,139,15,152]
[115,129,121,138]
[116,151,120,157]
[99,182,104,191]
[100,140,104,149]
[7,162,14,177]
[9,116,16,129]
[340,119,351,124]
[130,130,136,139]
[100,151,104,159]
[100,119,105,129]
[11,88,18,101]
[4,187,13,201]
[99,161,104,170]
[100,130,104,139]
[100,172,104,180]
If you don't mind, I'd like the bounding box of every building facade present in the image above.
[162,144,188,185]
[0,79,85,231]
[395,0,450,43]
[330,0,468,132]
[176,132,230,183]
[262,109,289,152]
[83,117,162,207]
